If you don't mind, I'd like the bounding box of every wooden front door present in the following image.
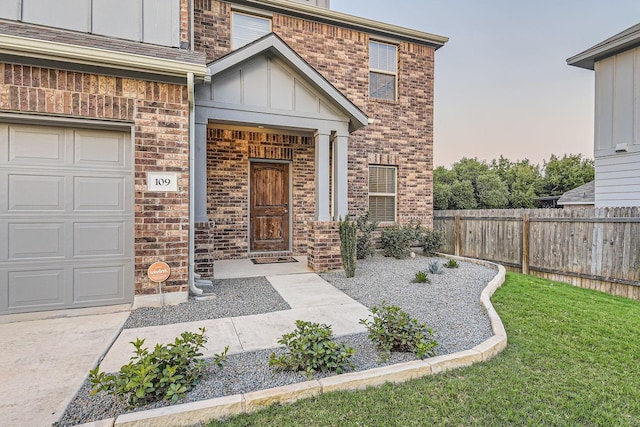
[250,162,290,252]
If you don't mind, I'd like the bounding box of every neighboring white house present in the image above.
[568,23,640,208]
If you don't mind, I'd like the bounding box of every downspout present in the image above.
[187,72,203,296]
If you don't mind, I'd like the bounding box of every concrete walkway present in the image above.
[100,273,370,372]
[0,311,129,427]
[0,262,371,427]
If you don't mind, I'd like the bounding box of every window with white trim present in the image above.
[369,165,397,222]
[369,41,397,101]
[232,12,271,50]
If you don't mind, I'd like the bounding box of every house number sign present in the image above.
[147,172,178,192]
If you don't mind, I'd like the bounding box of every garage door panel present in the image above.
[7,174,65,211]
[0,123,133,314]
[8,222,65,259]
[74,222,125,256]
[7,269,66,309]
[74,130,127,168]
[74,176,125,211]
[8,126,66,165]
[73,266,125,302]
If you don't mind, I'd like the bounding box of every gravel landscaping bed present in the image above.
[56,254,497,426]
[123,276,291,329]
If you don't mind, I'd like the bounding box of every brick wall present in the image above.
[205,128,316,260]
[0,63,190,294]
[194,1,435,229]
[307,222,342,271]
[180,0,190,46]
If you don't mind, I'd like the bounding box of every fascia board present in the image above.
[234,0,448,48]
[0,33,209,79]
[567,31,640,70]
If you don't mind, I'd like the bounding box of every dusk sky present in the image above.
[331,0,640,167]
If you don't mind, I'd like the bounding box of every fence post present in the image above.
[454,213,461,257]
[522,212,530,275]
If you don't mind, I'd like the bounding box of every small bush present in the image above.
[89,328,228,408]
[420,229,445,256]
[428,261,444,275]
[380,221,422,259]
[356,211,378,259]
[444,259,459,268]
[339,215,357,278]
[413,270,430,284]
[360,303,437,361]
[269,320,356,379]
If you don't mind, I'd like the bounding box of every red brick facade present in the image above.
[193,1,435,270]
[0,63,190,293]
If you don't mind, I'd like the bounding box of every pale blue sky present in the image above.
[332,0,640,167]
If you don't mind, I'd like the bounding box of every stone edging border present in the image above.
[80,257,507,427]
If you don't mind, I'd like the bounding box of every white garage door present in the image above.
[0,123,134,314]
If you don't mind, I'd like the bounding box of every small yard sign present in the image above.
[147,262,171,283]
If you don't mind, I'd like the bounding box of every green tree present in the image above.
[449,180,477,209]
[542,154,594,196]
[476,170,509,208]
[433,181,452,210]
[491,157,543,208]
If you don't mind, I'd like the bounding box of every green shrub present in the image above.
[444,259,459,268]
[89,328,228,408]
[360,303,437,361]
[339,215,357,278]
[413,270,431,284]
[420,228,445,256]
[269,320,356,379]
[380,221,422,259]
[428,261,444,275]
[356,211,378,259]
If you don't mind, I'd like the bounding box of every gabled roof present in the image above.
[208,33,368,132]
[557,181,595,206]
[567,23,640,70]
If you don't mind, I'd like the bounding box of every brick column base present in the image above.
[195,222,215,278]
[307,221,343,272]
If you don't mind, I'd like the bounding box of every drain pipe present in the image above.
[187,72,203,296]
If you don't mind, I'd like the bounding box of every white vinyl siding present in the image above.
[232,12,271,50]
[369,165,397,222]
[593,46,640,207]
[369,41,397,101]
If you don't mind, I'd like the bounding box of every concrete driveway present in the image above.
[0,309,129,427]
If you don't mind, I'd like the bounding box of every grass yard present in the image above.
[207,273,640,426]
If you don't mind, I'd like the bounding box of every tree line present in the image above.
[434,154,595,210]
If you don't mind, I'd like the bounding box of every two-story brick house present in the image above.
[0,0,447,314]
[192,0,447,275]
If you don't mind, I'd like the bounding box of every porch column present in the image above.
[195,122,208,222]
[333,133,349,220]
[315,132,331,221]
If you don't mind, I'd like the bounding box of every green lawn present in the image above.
[208,273,640,426]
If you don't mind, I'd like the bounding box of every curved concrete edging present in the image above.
[98,257,508,427]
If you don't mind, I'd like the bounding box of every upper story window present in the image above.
[369,41,397,101]
[232,12,271,50]
[369,165,397,222]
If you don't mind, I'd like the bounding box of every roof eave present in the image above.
[567,28,640,70]
[0,33,209,79]
[231,0,448,49]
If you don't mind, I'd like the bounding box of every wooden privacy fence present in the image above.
[433,208,640,299]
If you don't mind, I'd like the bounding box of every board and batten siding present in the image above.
[594,46,640,207]
[0,0,181,47]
